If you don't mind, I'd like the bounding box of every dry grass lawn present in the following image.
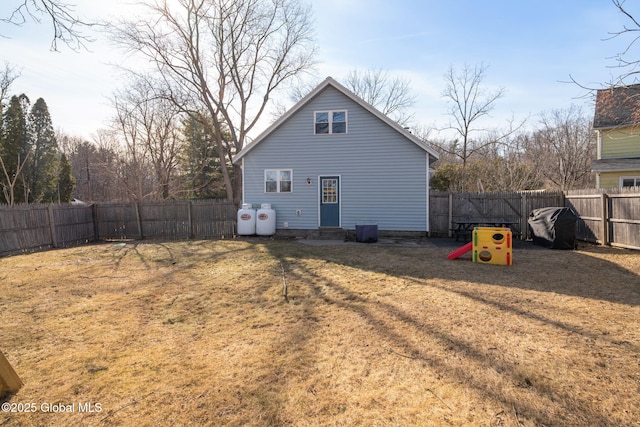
[1,238,639,426]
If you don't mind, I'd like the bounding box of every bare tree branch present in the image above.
[344,68,417,126]
[440,64,506,170]
[1,0,95,51]
[0,151,30,206]
[570,0,640,89]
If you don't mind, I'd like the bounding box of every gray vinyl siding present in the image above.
[242,86,429,231]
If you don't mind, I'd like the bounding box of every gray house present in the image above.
[232,77,439,236]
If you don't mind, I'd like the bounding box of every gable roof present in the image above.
[232,77,439,164]
[593,84,640,129]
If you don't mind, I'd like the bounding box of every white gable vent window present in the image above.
[315,110,347,134]
[265,169,293,193]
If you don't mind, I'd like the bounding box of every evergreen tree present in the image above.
[0,94,30,204]
[28,98,59,202]
[57,153,74,202]
[180,114,226,199]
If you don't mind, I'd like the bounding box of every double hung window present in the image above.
[265,169,292,193]
[315,110,347,134]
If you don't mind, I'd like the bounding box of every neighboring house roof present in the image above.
[232,76,439,164]
[591,158,640,173]
[593,84,640,129]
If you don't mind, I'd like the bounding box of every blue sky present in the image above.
[0,0,637,140]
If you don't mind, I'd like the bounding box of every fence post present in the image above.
[188,201,193,239]
[447,193,453,237]
[135,202,144,239]
[601,193,609,246]
[47,204,58,248]
[520,193,527,240]
[92,203,99,241]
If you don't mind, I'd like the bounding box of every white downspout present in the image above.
[426,153,430,234]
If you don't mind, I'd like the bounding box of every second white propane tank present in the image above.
[256,203,276,236]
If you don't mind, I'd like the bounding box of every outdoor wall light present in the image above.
[306,178,312,185]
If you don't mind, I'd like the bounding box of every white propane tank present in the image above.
[256,203,276,236]
[237,203,256,235]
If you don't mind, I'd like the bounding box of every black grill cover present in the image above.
[528,207,577,249]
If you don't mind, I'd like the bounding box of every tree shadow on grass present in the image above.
[262,240,639,426]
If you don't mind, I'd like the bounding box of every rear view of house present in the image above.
[233,77,439,236]
[592,85,640,188]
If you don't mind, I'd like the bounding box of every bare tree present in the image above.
[277,69,417,126]
[0,62,20,112]
[111,94,153,201]
[1,0,94,50]
[112,76,183,200]
[90,129,130,201]
[0,151,29,205]
[525,106,596,190]
[345,68,416,126]
[111,0,316,202]
[441,63,507,170]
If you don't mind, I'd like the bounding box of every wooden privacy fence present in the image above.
[430,188,640,250]
[1,191,639,256]
[565,188,640,250]
[0,200,237,257]
[95,200,236,240]
[429,191,565,240]
[0,203,95,257]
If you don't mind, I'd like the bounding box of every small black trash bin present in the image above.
[355,224,378,243]
[528,207,577,249]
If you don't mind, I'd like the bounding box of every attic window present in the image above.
[315,110,347,134]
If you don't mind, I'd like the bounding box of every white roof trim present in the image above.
[232,76,439,164]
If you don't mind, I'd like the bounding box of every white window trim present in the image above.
[265,169,293,193]
[619,175,640,187]
[314,110,348,135]
[317,174,342,228]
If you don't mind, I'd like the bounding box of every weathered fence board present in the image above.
[190,200,237,239]
[609,193,640,250]
[52,204,96,247]
[565,187,640,250]
[95,203,141,240]
[0,204,95,257]
[138,202,191,240]
[95,200,237,240]
[565,194,603,244]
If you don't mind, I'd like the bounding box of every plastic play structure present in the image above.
[447,227,512,266]
[447,241,473,260]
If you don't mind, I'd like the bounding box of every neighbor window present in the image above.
[315,110,347,134]
[621,176,640,187]
[265,169,292,193]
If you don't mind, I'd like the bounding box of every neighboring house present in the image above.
[592,84,640,188]
[232,77,439,235]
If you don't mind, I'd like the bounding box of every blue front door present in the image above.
[320,176,340,227]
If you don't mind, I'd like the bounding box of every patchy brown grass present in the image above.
[1,239,639,426]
